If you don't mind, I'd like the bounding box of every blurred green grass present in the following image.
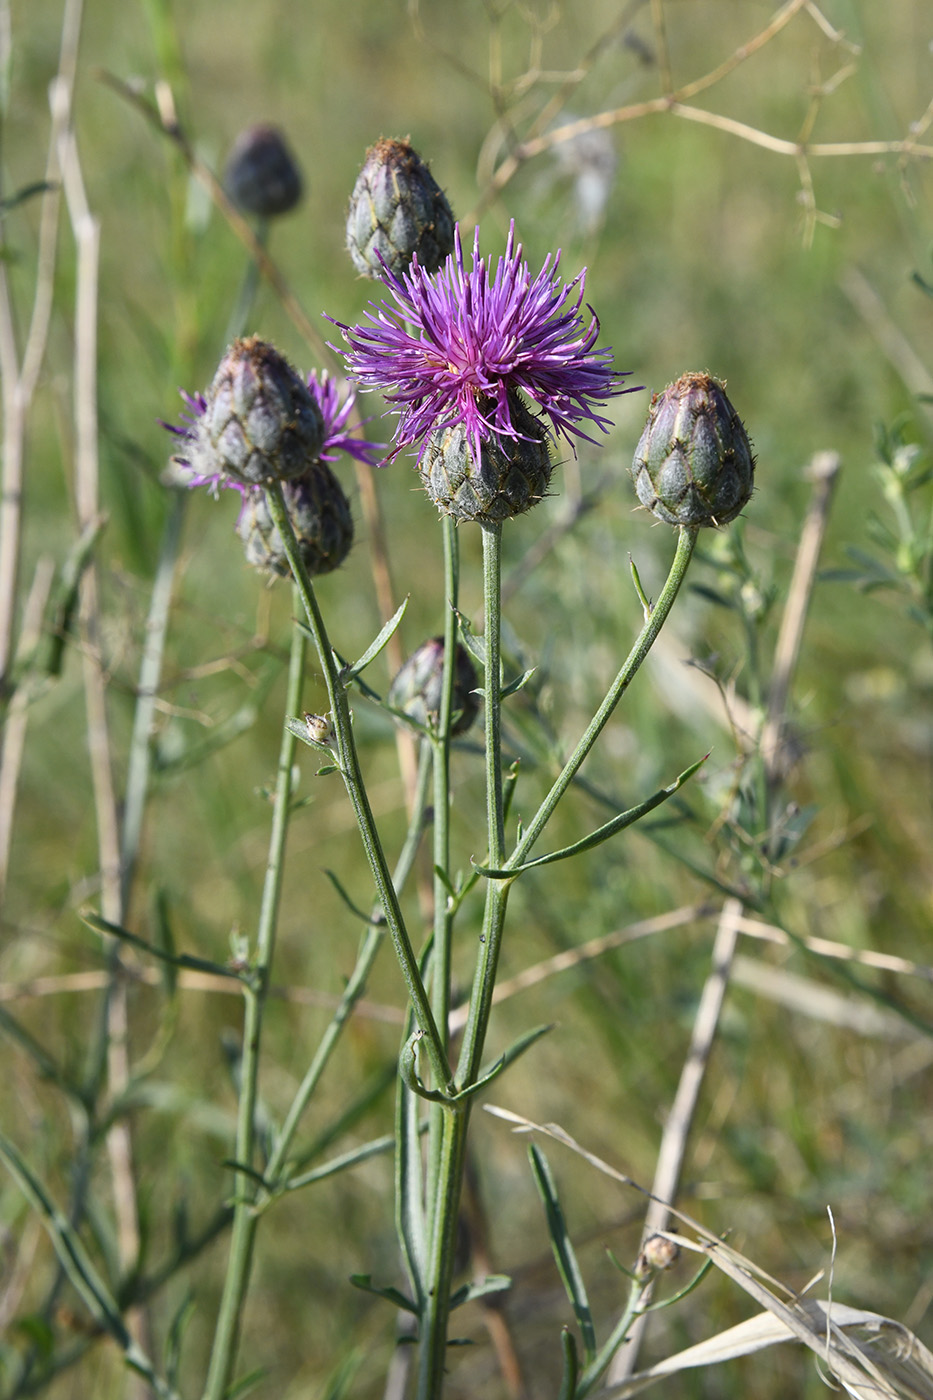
[2,1,933,1397]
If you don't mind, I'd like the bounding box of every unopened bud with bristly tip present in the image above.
[630,373,755,527]
[224,124,303,219]
[236,463,353,578]
[346,138,455,279]
[185,337,324,488]
[389,638,480,737]
[420,390,553,525]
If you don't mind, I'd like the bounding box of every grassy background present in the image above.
[2,1,932,1396]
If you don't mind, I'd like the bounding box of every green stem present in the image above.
[264,483,452,1093]
[417,523,507,1397]
[509,524,699,869]
[201,602,305,1400]
[425,519,460,1240]
[265,744,434,1191]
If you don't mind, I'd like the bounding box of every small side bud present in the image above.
[389,638,480,737]
[635,1234,680,1278]
[346,138,455,279]
[224,124,303,218]
[630,372,755,527]
[189,338,324,487]
[236,462,353,578]
[420,390,552,524]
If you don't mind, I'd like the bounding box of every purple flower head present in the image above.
[333,222,638,467]
[163,372,381,494]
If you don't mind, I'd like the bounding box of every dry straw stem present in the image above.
[59,65,152,1385]
[761,450,841,783]
[471,0,933,237]
[608,898,743,1384]
[484,1108,933,1400]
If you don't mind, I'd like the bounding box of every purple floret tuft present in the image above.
[332,222,638,467]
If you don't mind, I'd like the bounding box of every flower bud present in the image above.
[224,124,303,218]
[388,638,479,737]
[420,390,552,524]
[187,337,324,487]
[635,1234,680,1278]
[630,373,754,527]
[346,138,455,279]
[235,462,353,578]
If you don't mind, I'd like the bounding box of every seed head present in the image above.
[346,138,455,279]
[224,124,303,219]
[389,638,480,737]
[630,372,755,527]
[236,462,354,578]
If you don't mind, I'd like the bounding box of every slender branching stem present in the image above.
[201,603,305,1400]
[425,519,461,1237]
[263,483,451,1092]
[509,524,699,868]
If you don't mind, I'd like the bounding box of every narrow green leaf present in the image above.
[501,668,536,699]
[81,910,242,980]
[478,755,708,876]
[342,599,409,679]
[455,609,486,666]
[529,1144,597,1363]
[349,1275,419,1314]
[453,1024,553,1104]
[323,869,384,925]
[282,1134,395,1194]
[558,1327,579,1400]
[223,1366,267,1399]
[449,1274,511,1310]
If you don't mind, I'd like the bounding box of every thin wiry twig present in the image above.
[472,0,933,226]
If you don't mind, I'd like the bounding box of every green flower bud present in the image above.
[388,638,479,737]
[346,138,455,279]
[630,372,755,527]
[190,337,324,487]
[224,124,303,219]
[235,463,353,578]
[420,391,552,524]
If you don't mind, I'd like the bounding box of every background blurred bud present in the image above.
[224,124,303,218]
[389,638,480,737]
[236,462,353,578]
[420,391,552,524]
[630,372,755,527]
[346,138,455,279]
[549,114,617,236]
[636,1234,680,1277]
[191,337,324,487]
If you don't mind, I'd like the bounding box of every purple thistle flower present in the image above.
[163,371,381,493]
[332,222,638,469]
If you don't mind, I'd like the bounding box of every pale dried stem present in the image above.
[60,101,150,1392]
[760,451,840,782]
[0,556,54,906]
[6,902,928,1009]
[607,897,744,1384]
[0,0,80,686]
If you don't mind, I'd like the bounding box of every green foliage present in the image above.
[2,2,933,1398]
